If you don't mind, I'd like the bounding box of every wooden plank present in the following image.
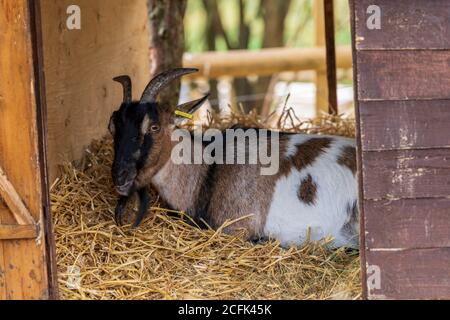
[0,0,49,299]
[357,51,450,101]
[0,202,6,298]
[362,149,450,200]
[40,0,152,182]
[366,248,450,299]
[324,0,338,114]
[0,166,35,225]
[349,0,368,299]
[30,0,59,299]
[313,0,329,114]
[355,0,450,50]
[183,46,353,79]
[0,225,37,240]
[364,198,450,249]
[359,100,450,151]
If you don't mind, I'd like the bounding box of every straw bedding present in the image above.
[51,112,361,300]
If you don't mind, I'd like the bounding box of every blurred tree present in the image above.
[148,0,187,106]
[201,0,226,111]
[257,0,292,112]
[199,0,291,113]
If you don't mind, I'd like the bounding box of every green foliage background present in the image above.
[184,0,351,53]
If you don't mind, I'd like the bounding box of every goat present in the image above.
[109,68,359,248]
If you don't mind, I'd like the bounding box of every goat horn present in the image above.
[140,68,198,103]
[113,75,132,103]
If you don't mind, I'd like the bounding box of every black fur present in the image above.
[114,196,128,226]
[133,188,150,228]
[110,101,159,227]
[110,101,158,187]
[110,69,206,228]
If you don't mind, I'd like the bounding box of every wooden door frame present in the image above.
[0,0,58,299]
[348,0,367,299]
[29,0,59,299]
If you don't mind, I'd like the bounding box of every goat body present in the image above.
[110,68,359,249]
[145,131,359,248]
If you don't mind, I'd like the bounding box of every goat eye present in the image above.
[150,125,160,132]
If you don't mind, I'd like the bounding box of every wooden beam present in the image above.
[183,46,353,79]
[324,0,338,114]
[30,0,59,300]
[0,166,35,225]
[0,224,37,240]
[313,0,329,115]
[349,0,367,300]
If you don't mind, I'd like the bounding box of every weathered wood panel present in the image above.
[366,248,450,299]
[359,100,450,151]
[355,0,450,50]
[357,51,450,101]
[364,198,450,249]
[31,0,59,298]
[0,225,37,240]
[0,166,35,225]
[0,0,49,299]
[362,149,450,200]
[349,0,368,299]
[40,0,151,181]
[0,202,6,297]
[351,0,450,300]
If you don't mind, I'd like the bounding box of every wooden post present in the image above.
[324,0,338,114]
[0,0,56,299]
[313,0,329,115]
[147,0,187,107]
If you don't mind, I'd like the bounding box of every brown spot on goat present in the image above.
[278,158,293,177]
[291,138,332,171]
[337,146,356,174]
[298,174,317,205]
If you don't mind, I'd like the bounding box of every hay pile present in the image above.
[51,113,361,300]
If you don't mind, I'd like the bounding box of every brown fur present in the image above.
[151,160,210,215]
[298,174,317,205]
[149,131,292,240]
[337,145,356,174]
[135,112,173,188]
[139,128,336,240]
[206,134,291,239]
[291,137,332,171]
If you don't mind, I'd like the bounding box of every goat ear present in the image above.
[173,94,210,122]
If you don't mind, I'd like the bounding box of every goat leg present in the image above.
[132,188,150,228]
[115,196,129,226]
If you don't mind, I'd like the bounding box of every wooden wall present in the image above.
[0,0,52,299]
[352,0,450,299]
[40,0,151,181]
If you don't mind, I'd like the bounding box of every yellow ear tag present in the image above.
[175,110,193,120]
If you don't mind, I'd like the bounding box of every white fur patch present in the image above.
[264,135,358,248]
[141,115,150,135]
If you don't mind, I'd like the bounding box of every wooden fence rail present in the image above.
[183,45,353,79]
